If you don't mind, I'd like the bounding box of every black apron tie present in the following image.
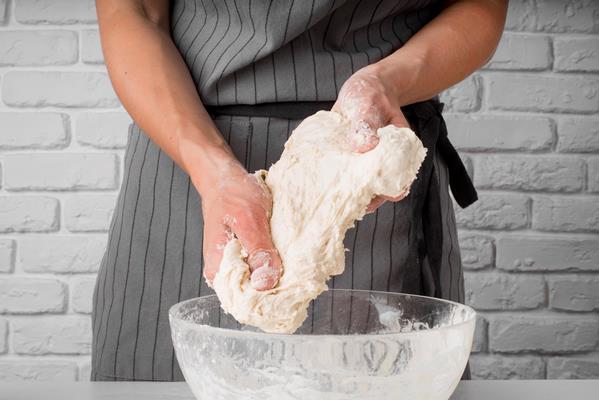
[402,99,478,209]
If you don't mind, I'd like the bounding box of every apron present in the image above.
[91,0,477,382]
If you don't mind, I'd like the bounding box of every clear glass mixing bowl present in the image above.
[169,289,475,400]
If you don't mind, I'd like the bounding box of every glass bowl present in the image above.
[169,289,475,400]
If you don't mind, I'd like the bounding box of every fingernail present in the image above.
[248,250,271,272]
[250,265,281,291]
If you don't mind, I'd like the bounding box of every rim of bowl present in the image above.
[168,288,477,339]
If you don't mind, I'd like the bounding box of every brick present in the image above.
[459,235,494,270]
[455,194,530,230]
[81,30,104,64]
[505,0,537,31]
[470,355,545,380]
[589,158,599,193]
[0,319,6,354]
[0,196,59,233]
[76,112,131,149]
[533,196,599,233]
[445,115,554,152]
[0,278,66,314]
[555,37,599,72]
[535,0,599,33]
[487,74,599,113]
[0,112,69,149]
[473,155,584,193]
[547,357,599,379]
[461,154,473,178]
[13,316,91,355]
[498,236,599,272]
[489,316,599,353]
[0,0,7,24]
[485,33,551,70]
[0,239,15,273]
[439,75,481,112]
[2,72,119,108]
[72,277,96,314]
[79,361,92,381]
[557,118,599,153]
[549,277,599,312]
[65,195,117,232]
[506,0,599,33]
[472,315,487,353]
[0,31,77,66]
[15,0,96,24]
[3,153,118,191]
[20,236,107,273]
[0,360,77,381]
[465,273,544,310]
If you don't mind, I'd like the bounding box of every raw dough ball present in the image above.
[212,110,426,334]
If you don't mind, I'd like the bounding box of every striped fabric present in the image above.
[170,0,443,104]
[91,110,466,381]
[91,0,468,382]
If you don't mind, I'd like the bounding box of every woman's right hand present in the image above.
[197,157,282,291]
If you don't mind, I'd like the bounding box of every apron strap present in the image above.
[403,99,478,209]
[205,101,335,120]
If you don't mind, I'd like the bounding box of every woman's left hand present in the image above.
[332,64,411,213]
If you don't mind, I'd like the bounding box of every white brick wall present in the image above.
[0,0,127,381]
[0,0,597,382]
[444,0,599,380]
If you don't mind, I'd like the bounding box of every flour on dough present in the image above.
[212,110,427,334]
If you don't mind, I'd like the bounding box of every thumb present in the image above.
[231,217,282,291]
[349,107,385,153]
[348,119,380,153]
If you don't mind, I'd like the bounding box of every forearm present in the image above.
[374,0,508,106]
[96,0,234,194]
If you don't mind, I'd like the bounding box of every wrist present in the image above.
[371,51,425,106]
[179,134,241,197]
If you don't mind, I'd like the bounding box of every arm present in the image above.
[333,0,507,211]
[375,0,508,106]
[96,0,282,289]
[95,0,227,186]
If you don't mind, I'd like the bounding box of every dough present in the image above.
[212,110,427,334]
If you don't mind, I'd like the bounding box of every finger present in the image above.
[202,223,232,285]
[347,119,379,153]
[366,185,411,214]
[332,99,384,154]
[378,186,410,204]
[381,190,409,202]
[348,105,387,153]
[229,212,282,291]
[350,109,409,152]
[249,260,281,291]
[365,196,386,213]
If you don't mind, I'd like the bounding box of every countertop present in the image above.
[1,380,598,400]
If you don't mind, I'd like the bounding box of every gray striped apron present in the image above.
[91,0,476,381]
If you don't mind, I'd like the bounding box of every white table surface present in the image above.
[1,380,598,400]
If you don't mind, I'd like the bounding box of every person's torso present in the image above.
[170,0,443,105]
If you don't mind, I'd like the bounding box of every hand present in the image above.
[198,158,282,291]
[332,64,411,212]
